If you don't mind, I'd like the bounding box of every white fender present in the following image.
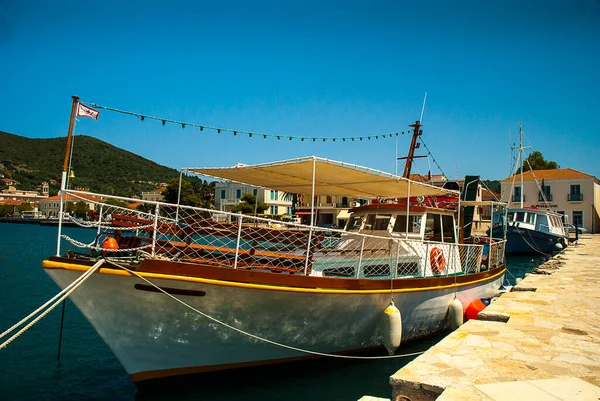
[448,298,464,330]
[382,300,402,355]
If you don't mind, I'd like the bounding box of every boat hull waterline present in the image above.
[43,259,504,382]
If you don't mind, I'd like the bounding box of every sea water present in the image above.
[0,224,542,400]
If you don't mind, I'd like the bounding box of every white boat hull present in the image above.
[45,263,504,382]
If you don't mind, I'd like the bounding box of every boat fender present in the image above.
[430,247,445,275]
[102,237,119,252]
[382,300,402,355]
[448,298,463,330]
[465,299,487,321]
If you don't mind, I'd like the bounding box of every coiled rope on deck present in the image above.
[112,260,425,360]
[0,259,105,349]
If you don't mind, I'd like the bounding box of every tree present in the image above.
[64,201,75,215]
[163,178,200,207]
[516,151,559,174]
[231,193,268,214]
[74,201,89,219]
[18,202,33,213]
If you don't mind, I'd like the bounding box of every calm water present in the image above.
[0,224,543,400]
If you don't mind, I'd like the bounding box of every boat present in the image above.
[494,124,568,254]
[41,98,508,384]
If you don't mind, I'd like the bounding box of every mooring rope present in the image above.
[0,259,106,349]
[112,260,425,360]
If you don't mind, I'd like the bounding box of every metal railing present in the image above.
[58,190,506,279]
[568,193,583,202]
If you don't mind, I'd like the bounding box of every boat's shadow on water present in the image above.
[133,332,448,401]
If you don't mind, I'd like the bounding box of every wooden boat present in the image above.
[41,100,507,384]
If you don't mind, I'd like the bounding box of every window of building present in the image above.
[569,185,582,201]
[572,211,584,228]
[539,185,552,202]
[253,189,258,196]
[220,189,226,199]
[236,189,241,199]
[512,187,521,202]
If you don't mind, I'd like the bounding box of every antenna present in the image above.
[419,92,427,123]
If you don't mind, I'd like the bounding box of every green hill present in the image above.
[0,130,180,197]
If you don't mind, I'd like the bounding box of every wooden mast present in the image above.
[398,120,426,178]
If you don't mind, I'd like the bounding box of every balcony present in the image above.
[538,193,553,202]
[511,195,525,203]
[568,193,583,202]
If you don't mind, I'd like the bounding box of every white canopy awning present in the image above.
[185,156,458,199]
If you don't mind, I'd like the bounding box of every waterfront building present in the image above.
[500,168,600,233]
[141,187,166,202]
[40,193,101,218]
[0,185,49,203]
[214,182,292,216]
[295,195,360,228]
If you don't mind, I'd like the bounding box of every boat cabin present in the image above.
[345,203,458,244]
[507,207,566,237]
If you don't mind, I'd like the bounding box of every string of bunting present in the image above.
[89,103,414,142]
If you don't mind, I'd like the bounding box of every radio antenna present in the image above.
[419,92,427,123]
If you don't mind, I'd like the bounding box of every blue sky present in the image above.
[1,0,599,180]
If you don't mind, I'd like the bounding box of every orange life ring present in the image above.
[430,247,445,275]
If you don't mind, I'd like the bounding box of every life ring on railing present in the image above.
[430,247,445,275]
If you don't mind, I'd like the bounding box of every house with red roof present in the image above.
[501,168,600,233]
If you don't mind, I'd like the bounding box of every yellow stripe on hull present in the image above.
[42,259,505,295]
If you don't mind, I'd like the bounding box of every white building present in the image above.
[501,168,600,233]
[214,182,292,215]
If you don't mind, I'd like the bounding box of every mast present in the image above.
[398,121,427,178]
[519,122,524,208]
[56,95,79,256]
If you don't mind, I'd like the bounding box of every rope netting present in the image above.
[62,192,505,278]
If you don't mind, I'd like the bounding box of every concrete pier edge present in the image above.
[384,235,600,401]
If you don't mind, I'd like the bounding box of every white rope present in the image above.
[113,261,425,360]
[60,235,151,253]
[0,259,105,349]
[69,216,156,232]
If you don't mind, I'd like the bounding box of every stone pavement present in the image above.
[386,235,600,401]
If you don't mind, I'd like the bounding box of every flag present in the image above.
[77,103,100,120]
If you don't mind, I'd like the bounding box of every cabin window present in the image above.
[364,214,391,231]
[441,215,455,243]
[347,215,364,231]
[392,215,421,234]
[526,213,535,225]
[507,211,514,221]
[424,214,442,242]
[515,212,525,222]
[536,214,550,232]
